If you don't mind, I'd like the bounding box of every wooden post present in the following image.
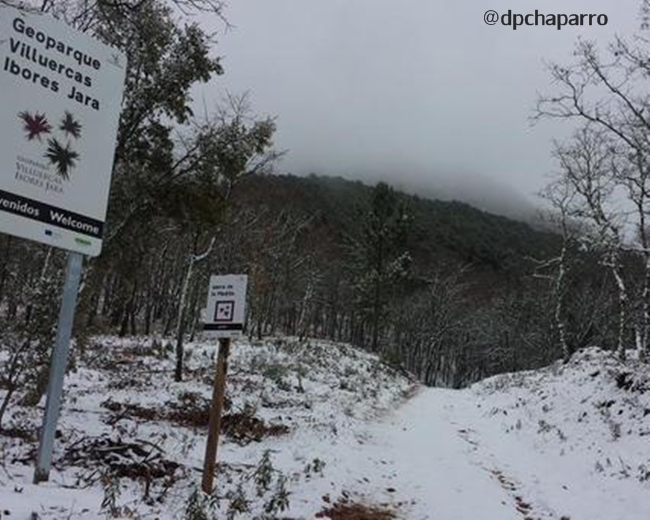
[201,337,231,494]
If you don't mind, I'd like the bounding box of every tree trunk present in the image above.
[639,253,650,362]
[610,260,627,362]
[174,235,215,381]
[555,241,570,361]
[0,236,12,306]
[371,280,381,352]
[174,256,194,382]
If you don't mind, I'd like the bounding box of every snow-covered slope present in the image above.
[0,336,416,519]
[461,347,650,520]
[475,347,650,475]
[1,341,649,519]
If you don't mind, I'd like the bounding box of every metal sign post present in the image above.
[201,274,247,494]
[33,251,83,483]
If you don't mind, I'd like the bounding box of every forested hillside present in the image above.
[1,169,626,395]
[237,174,556,272]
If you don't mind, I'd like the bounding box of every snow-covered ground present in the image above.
[0,336,416,518]
[462,347,650,520]
[1,339,649,519]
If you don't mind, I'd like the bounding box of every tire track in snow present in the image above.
[360,390,523,520]
[454,417,563,520]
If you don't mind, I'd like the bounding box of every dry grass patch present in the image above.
[317,497,398,520]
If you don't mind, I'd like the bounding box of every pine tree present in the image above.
[351,182,412,352]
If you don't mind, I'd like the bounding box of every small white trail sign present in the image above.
[201,274,248,493]
[0,5,126,256]
[203,274,248,337]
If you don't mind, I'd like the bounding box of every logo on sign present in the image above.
[214,301,234,322]
[17,110,82,182]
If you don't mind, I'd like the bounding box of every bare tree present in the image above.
[551,125,629,360]
[173,235,215,381]
[535,178,580,361]
[535,31,650,360]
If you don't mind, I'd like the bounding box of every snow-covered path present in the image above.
[306,383,650,520]
[362,388,522,520]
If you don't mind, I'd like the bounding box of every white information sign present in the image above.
[0,6,126,256]
[203,274,248,338]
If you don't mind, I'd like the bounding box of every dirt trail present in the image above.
[321,389,523,520]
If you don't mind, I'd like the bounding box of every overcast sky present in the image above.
[198,0,641,218]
